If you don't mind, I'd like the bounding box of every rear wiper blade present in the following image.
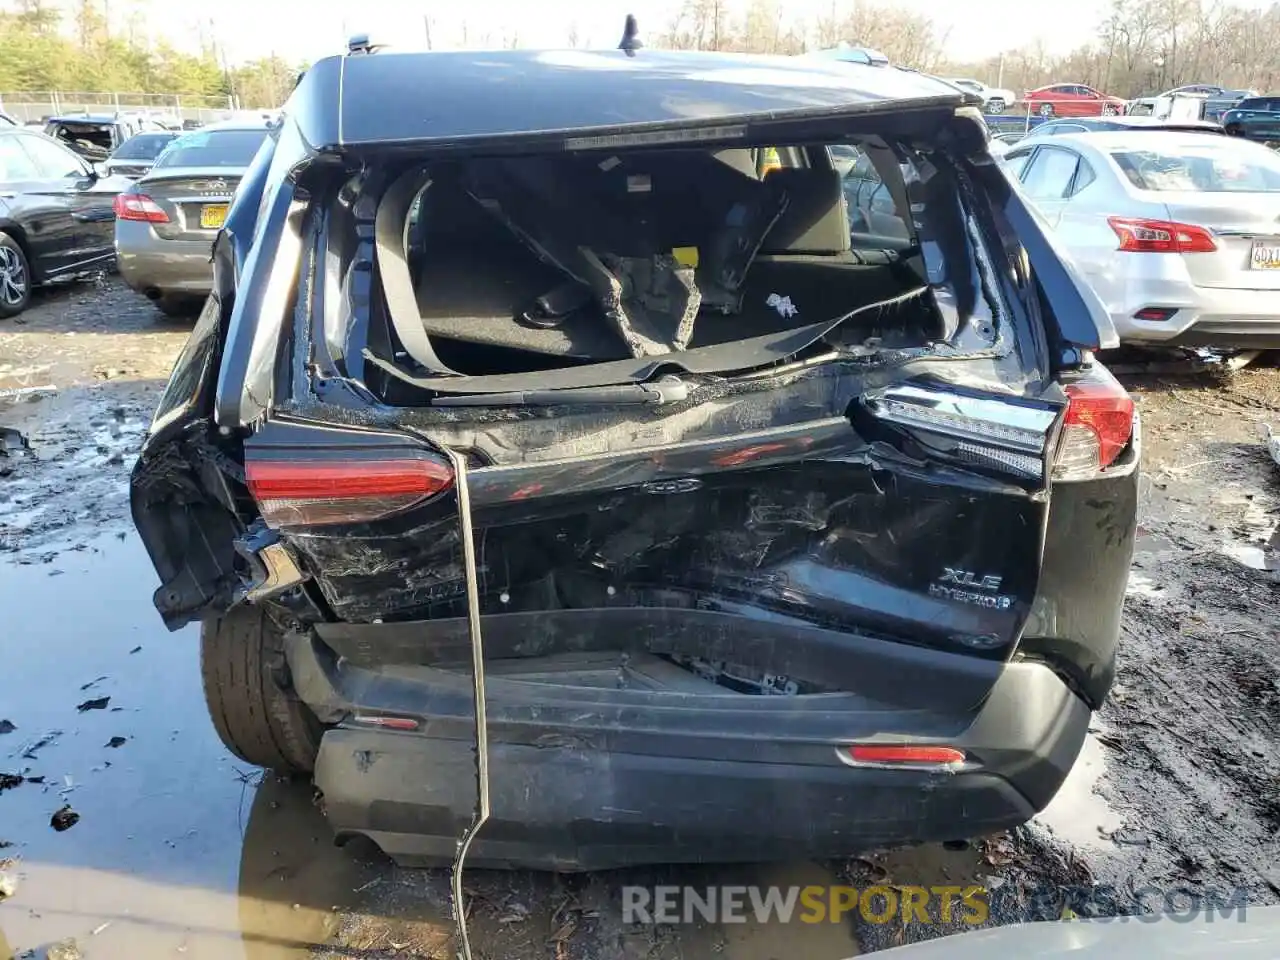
[429,375,689,407]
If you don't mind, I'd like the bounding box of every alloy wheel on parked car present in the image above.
[1039,103,1054,117]
[987,99,1006,114]
[0,235,31,318]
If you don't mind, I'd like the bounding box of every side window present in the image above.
[19,135,85,178]
[1070,158,1097,196]
[1004,150,1033,179]
[1020,147,1080,200]
[836,144,911,243]
[0,133,39,180]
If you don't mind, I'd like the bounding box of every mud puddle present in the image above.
[0,534,865,959]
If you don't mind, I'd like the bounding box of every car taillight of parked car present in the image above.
[1053,379,1136,481]
[113,193,170,223]
[245,457,455,528]
[1107,217,1217,253]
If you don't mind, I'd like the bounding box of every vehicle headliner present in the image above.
[292,48,969,147]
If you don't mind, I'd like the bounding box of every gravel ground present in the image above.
[1,278,1278,959]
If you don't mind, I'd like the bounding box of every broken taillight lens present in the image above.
[246,458,454,528]
[113,193,170,223]
[1053,377,1135,481]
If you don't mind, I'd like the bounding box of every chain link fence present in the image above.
[0,91,240,124]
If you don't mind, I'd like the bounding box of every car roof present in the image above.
[1020,131,1253,152]
[46,114,119,124]
[294,48,964,148]
[174,118,274,134]
[1040,116,1221,130]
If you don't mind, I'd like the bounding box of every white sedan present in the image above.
[1003,131,1280,348]
[947,78,1018,114]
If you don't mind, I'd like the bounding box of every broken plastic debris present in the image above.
[0,871,17,900]
[75,697,110,713]
[766,293,799,318]
[0,720,14,735]
[50,805,80,832]
[104,737,126,749]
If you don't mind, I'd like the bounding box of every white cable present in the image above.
[443,447,490,960]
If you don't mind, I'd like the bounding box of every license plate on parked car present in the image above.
[199,203,229,230]
[1250,240,1280,269]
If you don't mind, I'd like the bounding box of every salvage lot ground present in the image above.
[1,277,1277,960]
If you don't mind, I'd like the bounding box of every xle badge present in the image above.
[929,567,1014,610]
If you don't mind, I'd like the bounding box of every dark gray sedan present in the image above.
[114,119,271,316]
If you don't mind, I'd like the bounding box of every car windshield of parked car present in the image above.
[1111,144,1280,191]
[151,128,268,169]
[111,132,176,161]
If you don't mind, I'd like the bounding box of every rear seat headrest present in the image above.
[758,166,851,256]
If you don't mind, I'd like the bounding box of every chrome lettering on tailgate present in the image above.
[929,567,1013,610]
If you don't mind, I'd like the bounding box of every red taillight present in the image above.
[1107,217,1216,253]
[245,458,454,528]
[113,193,170,223]
[844,745,968,767]
[1054,379,1135,481]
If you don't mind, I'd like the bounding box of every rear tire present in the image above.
[155,293,199,319]
[0,232,32,319]
[201,606,322,774]
[1038,102,1054,118]
[987,98,1006,114]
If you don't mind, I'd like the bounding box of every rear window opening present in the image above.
[332,135,997,397]
[46,122,114,157]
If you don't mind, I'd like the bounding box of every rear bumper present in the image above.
[287,629,1090,871]
[115,221,214,295]
[1109,280,1280,348]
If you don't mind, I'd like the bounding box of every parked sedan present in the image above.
[1021,116,1224,140]
[1004,132,1280,347]
[947,77,1017,113]
[1221,95,1280,142]
[131,47,1136,872]
[102,131,179,179]
[1025,83,1126,118]
[114,119,272,315]
[0,127,129,318]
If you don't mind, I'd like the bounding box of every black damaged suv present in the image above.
[131,46,1139,870]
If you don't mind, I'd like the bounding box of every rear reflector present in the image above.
[1133,306,1178,322]
[246,458,454,528]
[113,193,170,223]
[843,745,968,767]
[350,714,420,731]
[1053,379,1135,481]
[1107,217,1216,253]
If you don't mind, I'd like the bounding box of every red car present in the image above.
[1024,83,1126,118]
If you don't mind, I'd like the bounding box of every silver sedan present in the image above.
[1003,131,1280,347]
[114,120,271,316]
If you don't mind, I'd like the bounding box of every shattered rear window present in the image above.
[363,139,955,382]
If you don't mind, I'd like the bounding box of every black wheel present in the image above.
[0,232,32,319]
[987,98,1006,114]
[155,293,199,319]
[201,605,322,774]
[1225,125,1243,137]
[1038,102,1055,118]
